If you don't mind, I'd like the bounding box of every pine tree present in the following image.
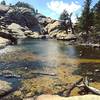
[93,0,100,32]
[15,1,35,14]
[81,0,92,34]
[59,10,74,34]
[1,0,6,5]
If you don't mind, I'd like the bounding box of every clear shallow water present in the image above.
[0,39,100,81]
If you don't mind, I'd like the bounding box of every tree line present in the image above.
[59,0,100,36]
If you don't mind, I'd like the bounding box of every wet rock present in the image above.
[0,80,12,97]
[0,70,21,78]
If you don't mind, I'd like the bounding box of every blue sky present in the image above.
[1,0,98,22]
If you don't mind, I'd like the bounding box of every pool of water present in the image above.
[0,39,100,81]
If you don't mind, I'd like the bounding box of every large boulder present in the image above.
[0,5,9,15]
[7,23,26,38]
[44,20,69,39]
[0,80,12,97]
[45,20,61,33]
[36,94,100,100]
[35,13,53,26]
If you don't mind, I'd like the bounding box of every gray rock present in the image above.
[0,37,10,48]
[0,5,9,15]
[28,32,40,39]
[7,23,26,38]
[57,33,77,40]
[36,13,53,26]
[5,7,38,29]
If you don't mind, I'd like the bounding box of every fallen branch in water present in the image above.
[77,77,100,95]
[65,78,83,97]
[32,72,56,76]
[59,77,100,97]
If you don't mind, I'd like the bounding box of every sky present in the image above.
[0,0,98,23]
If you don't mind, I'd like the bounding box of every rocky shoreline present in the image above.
[0,4,100,49]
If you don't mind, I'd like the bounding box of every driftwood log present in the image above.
[32,72,56,76]
[57,78,83,96]
[77,77,100,95]
[58,77,100,97]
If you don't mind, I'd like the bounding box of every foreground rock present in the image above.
[0,37,10,48]
[0,80,12,97]
[36,94,100,100]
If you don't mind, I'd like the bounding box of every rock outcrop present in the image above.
[4,7,38,29]
[0,4,77,42]
[0,5,41,35]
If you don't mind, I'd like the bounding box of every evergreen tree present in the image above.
[15,1,35,14]
[80,0,92,34]
[93,0,100,32]
[59,10,74,34]
[59,10,69,20]
[1,0,6,5]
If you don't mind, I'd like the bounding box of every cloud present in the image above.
[47,0,81,22]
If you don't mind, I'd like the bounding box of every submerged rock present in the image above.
[0,70,21,78]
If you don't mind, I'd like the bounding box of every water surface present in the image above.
[0,39,100,81]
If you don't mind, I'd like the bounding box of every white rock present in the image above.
[36,94,100,100]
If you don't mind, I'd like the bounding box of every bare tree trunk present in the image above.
[69,18,74,34]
